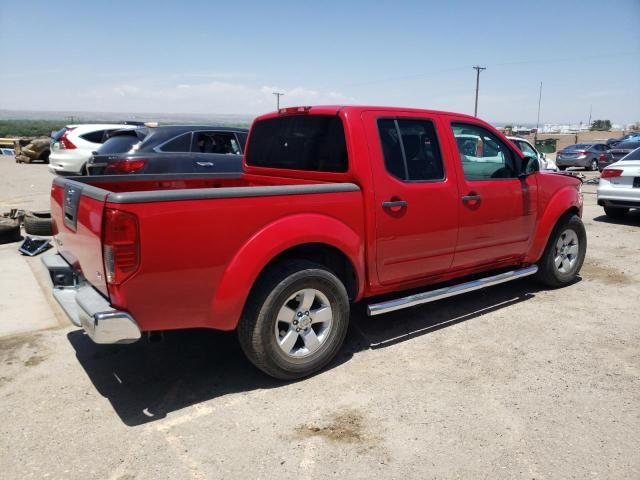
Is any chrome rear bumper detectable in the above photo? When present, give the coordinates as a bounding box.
[42,254,141,344]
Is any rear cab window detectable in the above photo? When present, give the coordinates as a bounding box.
[246,115,348,172]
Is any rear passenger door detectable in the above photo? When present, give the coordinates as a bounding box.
[190,131,243,173]
[363,111,459,285]
[447,119,538,270]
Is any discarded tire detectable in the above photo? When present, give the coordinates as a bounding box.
[0,218,21,244]
[24,211,53,236]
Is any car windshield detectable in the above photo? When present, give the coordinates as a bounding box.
[51,127,68,141]
[624,147,640,160]
[616,141,640,150]
[96,135,141,155]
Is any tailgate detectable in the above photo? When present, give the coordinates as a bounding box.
[51,177,109,297]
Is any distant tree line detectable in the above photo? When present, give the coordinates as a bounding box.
[590,119,612,131]
[0,120,67,138]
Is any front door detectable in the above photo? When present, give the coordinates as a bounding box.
[447,120,538,270]
[363,112,459,285]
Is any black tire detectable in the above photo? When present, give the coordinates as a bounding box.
[558,166,567,171]
[24,211,53,236]
[39,148,50,163]
[238,260,350,380]
[604,206,629,219]
[535,213,587,288]
[0,218,21,244]
[589,159,598,171]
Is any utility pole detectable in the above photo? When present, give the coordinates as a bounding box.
[273,92,284,110]
[472,65,486,116]
[587,104,592,129]
[535,81,542,143]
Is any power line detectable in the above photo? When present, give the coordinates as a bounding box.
[473,65,486,117]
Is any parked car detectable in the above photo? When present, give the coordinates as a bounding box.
[85,127,150,174]
[15,137,50,163]
[603,141,640,169]
[86,125,248,175]
[48,124,139,175]
[507,136,558,171]
[555,143,608,171]
[606,132,640,147]
[45,105,585,380]
[597,147,640,218]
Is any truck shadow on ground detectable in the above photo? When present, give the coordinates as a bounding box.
[592,210,640,226]
[67,277,552,427]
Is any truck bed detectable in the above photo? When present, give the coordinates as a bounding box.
[50,173,363,332]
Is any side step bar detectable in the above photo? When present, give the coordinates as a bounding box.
[367,265,538,316]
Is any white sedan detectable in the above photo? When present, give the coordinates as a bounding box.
[49,123,137,175]
[597,147,640,218]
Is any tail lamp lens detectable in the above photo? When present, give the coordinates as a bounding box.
[103,209,140,285]
[104,159,147,174]
[60,131,76,150]
[600,168,623,179]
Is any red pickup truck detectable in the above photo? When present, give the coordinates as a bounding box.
[44,106,586,379]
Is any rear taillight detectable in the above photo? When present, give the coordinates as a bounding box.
[103,209,140,285]
[104,159,147,174]
[599,153,607,161]
[59,130,76,150]
[600,168,623,179]
[576,150,589,156]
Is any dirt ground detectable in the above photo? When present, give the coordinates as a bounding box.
[0,156,639,479]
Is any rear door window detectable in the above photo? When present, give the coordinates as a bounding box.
[81,130,106,144]
[159,132,192,152]
[192,132,241,154]
[378,118,445,181]
[246,115,348,172]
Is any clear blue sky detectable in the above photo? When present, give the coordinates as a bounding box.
[1,0,638,124]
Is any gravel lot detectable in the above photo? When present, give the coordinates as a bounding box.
[1,156,639,479]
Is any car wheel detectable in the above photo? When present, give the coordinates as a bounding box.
[604,206,629,219]
[535,214,586,288]
[589,159,598,171]
[24,211,53,236]
[39,149,50,164]
[558,166,567,171]
[0,217,21,244]
[238,260,350,380]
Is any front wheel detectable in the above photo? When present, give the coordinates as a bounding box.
[238,260,350,380]
[535,214,587,288]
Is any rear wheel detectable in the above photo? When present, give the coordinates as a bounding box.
[238,260,350,380]
[558,166,567,171]
[604,206,629,219]
[535,214,586,288]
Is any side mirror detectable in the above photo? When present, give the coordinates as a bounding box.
[520,153,540,177]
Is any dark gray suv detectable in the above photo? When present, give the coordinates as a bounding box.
[86,125,248,175]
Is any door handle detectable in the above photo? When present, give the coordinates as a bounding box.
[382,200,408,209]
[462,194,481,203]
[196,161,215,167]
